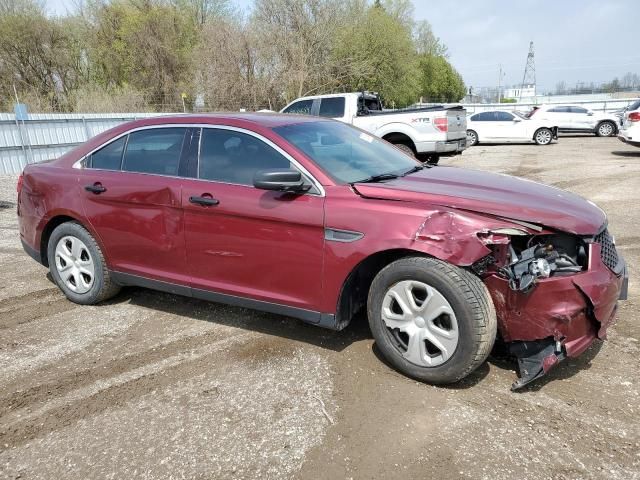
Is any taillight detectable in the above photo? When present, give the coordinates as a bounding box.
[629,112,640,122]
[434,117,448,132]
[17,174,23,194]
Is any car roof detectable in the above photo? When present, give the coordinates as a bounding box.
[124,112,326,129]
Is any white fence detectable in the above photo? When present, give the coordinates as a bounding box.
[460,98,639,115]
[0,112,167,175]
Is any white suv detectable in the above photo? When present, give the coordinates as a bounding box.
[618,99,640,148]
[527,104,619,137]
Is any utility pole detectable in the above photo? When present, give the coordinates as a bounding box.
[498,64,505,103]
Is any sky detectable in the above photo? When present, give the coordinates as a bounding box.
[46,0,640,93]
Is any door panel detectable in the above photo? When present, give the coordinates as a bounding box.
[79,170,188,284]
[182,181,325,310]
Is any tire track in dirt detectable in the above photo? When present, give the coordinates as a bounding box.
[0,324,249,418]
[0,331,258,449]
[0,287,75,330]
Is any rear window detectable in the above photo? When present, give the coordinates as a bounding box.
[89,136,126,170]
[318,97,345,118]
[122,128,187,176]
[283,100,313,115]
[628,100,640,111]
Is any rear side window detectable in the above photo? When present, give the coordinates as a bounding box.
[122,128,187,176]
[495,112,514,121]
[283,100,313,115]
[318,97,345,118]
[89,136,126,170]
[548,106,571,113]
[198,128,292,186]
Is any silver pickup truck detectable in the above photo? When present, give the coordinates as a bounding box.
[281,92,467,162]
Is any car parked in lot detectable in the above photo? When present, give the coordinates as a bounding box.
[618,99,640,148]
[466,110,558,146]
[527,104,619,137]
[281,92,467,162]
[17,114,628,390]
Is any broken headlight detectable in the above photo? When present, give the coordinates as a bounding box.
[501,234,588,292]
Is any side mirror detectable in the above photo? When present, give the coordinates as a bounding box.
[587,111,594,116]
[513,117,522,122]
[253,169,311,193]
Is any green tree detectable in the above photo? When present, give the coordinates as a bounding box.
[332,3,419,106]
[89,0,199,110]
[417,54,466,103]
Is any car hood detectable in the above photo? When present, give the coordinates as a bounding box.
[353,167,605,235]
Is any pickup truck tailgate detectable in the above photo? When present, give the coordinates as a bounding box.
[446,109,467,140]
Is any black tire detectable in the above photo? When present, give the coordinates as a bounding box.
[367,257,497,384]
[416,153,439,165]
[466,129,478,146]
[595,121,617,137]
[533,127,553,145]
[394,143,416,158]
[47,221,120,305]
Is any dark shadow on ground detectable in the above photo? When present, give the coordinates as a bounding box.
[612,150,640,157]
[0,200,15,209]
[109,286,372,353]
[371,340,491,390]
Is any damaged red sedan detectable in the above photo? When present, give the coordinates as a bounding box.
[17,114,628,390]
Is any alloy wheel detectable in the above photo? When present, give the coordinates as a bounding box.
[381,280,459,367]
[598,122,614,136]
[535,129,552,145]
[54,235,95,294]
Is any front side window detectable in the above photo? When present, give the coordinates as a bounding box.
[570,106,588,114]
[198,128,293,186]
[283,100,313,115]
[89,136,126,170]
[274,121,418,184]
[122,128,187,176]
[548,106,570,113]
[318,97,345,118]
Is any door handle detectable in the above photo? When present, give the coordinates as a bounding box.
[189,195,219,206]
[85,183,106,194]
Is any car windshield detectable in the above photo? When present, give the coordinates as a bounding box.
[273,121,419,184]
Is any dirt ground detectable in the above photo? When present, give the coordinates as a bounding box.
[0,136,638,480]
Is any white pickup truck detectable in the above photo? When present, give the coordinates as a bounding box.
[280,92,467,161]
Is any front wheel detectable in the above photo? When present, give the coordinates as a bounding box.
[534,128,553,145]
[596,121,616,137]
[367,257,497,384]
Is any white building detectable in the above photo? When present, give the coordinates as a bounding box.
[504,84,536,100]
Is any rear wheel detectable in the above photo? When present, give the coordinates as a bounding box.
[47,222,120,304]
[367,257,497,384]
[394,143,416,158]
[466,129,478,146]
[534,128,553,145]
[596,121,616,137]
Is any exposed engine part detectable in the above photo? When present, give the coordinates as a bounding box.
[500,235,586,292]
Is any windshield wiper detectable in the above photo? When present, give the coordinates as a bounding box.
[353,172,400,184]
[402,165,424,176]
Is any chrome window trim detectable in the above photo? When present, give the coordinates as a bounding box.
[72,123,325,197]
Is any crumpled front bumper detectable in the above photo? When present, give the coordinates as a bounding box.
[484,242,628,390]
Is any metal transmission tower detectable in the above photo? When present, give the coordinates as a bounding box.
[519,41,536,100]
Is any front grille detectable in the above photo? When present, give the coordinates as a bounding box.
[595,228,619,271]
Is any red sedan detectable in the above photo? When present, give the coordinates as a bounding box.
[17,114,628,390]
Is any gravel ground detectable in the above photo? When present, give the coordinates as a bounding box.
[0,136,639,480]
